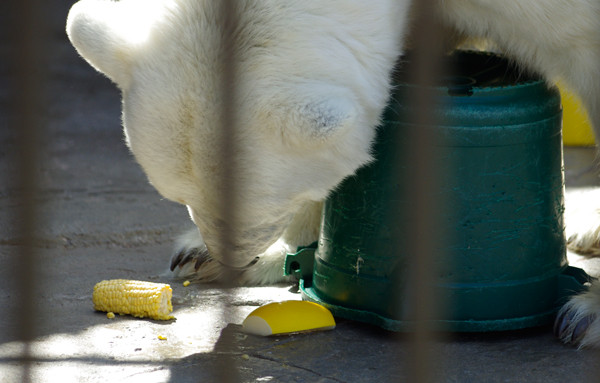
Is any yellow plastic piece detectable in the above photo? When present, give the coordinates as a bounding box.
[560,83,595,146]
[242,300,336,336]
[92,279,174,320]
[157,335,167,340]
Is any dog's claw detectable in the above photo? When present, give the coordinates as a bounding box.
[170,247,211,271]
[193,248,212,270]
[554,306,597,346]
[170,250,185,271]
[573,314,595,344]
[553,309,571,340]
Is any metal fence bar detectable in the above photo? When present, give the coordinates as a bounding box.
[7,0,48,382]
[216,0,241,382]
[402,1,447,382]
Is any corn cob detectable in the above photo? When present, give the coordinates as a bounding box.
[92,279,174,320]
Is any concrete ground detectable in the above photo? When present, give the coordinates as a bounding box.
[2,2,600,382]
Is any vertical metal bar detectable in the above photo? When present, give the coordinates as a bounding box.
[218,0,240,264]
[6,0,48,382]
[216,0,240,382]
[403,1,446,382]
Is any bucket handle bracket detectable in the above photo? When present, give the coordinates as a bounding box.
[284,242,317,281]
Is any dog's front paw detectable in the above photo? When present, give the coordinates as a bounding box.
[169,228,287,285]
[555,285,600,348]
[170,228,223,282]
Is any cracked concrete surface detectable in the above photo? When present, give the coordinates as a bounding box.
[2,1,600,382]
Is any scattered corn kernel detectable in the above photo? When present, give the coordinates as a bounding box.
[92,279,174,320]
[157,335,167,340]
[106,312,115,319]
[183,280,190,287]
[241,354,250,361]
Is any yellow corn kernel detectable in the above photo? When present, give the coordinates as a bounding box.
[92,279,174,320]
[182,280,190,287]
[157,335,167,340]
[106,312,115,319]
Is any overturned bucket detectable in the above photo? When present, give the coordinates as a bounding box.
[286,51,591,332]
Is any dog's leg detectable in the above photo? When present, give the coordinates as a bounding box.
[170,201,322,285]
[238,200,323,285]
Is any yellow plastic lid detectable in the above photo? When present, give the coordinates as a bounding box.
[242,300,335,336]
[560,83,595,146]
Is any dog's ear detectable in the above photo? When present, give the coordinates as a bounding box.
[278,83,361,146]
[66,0,162,88]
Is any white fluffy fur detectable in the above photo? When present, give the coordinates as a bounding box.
[438,0,600,132]
[67,0,600,346]
[566,189,600,256]
[67,0,408,273]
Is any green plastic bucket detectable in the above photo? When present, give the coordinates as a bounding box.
[285,51,591,332]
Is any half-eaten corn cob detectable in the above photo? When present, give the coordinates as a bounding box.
[92,279,174,320]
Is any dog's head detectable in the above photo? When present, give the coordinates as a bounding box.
[67,0,406,265]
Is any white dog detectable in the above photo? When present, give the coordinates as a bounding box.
[66,0,600,347]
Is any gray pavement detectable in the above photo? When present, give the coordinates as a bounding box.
[2,2,600,382]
